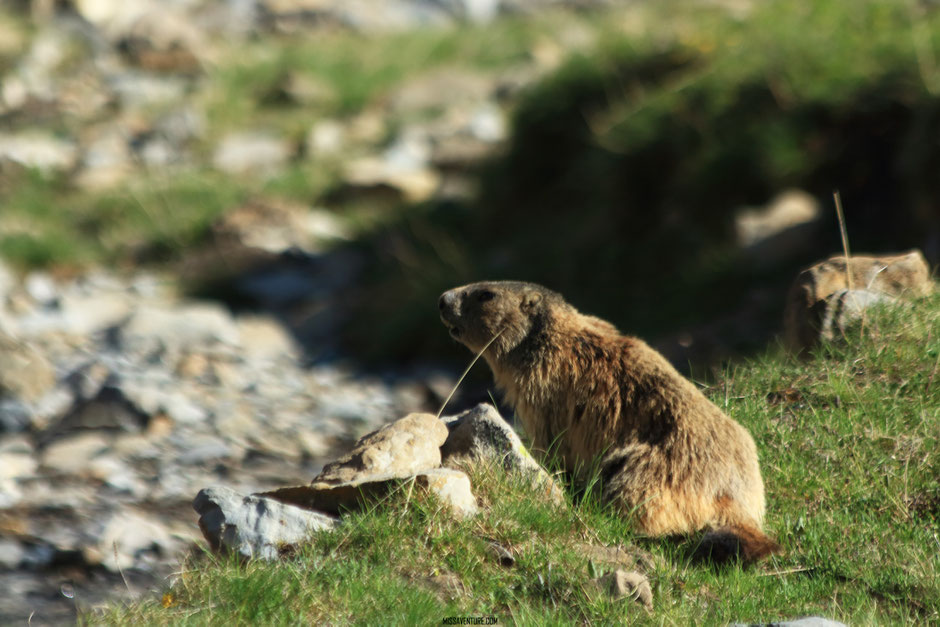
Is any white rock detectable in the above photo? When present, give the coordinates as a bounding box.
[417,467,478,518]
[0,437,38,481]
[296,430,332,459]
[96,511,176,572]
[235,316,297,362]
[74,0,146,26]
[40,433,112,474]
[0,538,25,569]
[383,129,432,171]
[0,333,56,403]
[87,456,147,496]
[193,486,339,560]
[108,72,188,109]
[307,119,346,156]
[176,435,234,464]
[0,479,23,508]
[0,133,78,174]
[32,386,75,428]
[57,292,131,336]
[213,405,258,447]
[76,127,134,189]
[469,104,506,142]
[212,132,292,177]
[737,189,821,241]
[24,272,58,307]
[343,157,439,203]
[120,302,240,350]
[163,391,209,425]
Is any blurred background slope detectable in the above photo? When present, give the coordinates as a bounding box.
[1,0,939,371]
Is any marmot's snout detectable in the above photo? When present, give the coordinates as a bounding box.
[439,289,462,338]
[439,289,458,313]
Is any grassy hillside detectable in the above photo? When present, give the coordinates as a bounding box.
[342,0,940,365]
[95,295,940,625]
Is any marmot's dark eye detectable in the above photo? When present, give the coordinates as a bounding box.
[477,290,496,303]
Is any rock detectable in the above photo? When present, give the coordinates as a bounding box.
[342,155,440,204]
[75,126,134,190]
[39,432,112,474]
[176,435,235,465]
[0,333,56,403]
[119,302,240,352]
[108,72,189,109]
[87,455,147,496]
[48,384,150,437]
[468,103,507,142]
[54,290,131,336]
[0,436,38,481]
[0,538,25,570]
[597,569,653,611]
[212,131,293,177]
[193,486,339,560]
[211,199,351,257]
[94,511,176,572]
[24,272,58,307]
[0,399,32,433]
[416,467,478,517]
[315,412,448,484]
[735,190,822,264]
[440,403,564,503]
[0,132,78,174]
[783,250,934,353]
[264,467,478,518]
[307,119,347,156]
[818,289,896,343]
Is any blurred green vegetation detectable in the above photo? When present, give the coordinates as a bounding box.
[342,0,940,366]
[2,0,939,369]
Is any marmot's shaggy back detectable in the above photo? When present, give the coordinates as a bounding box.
[440,281,780,562]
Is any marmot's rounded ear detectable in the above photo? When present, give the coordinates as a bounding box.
[521,289,542,311]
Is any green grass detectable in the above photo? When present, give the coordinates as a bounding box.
[0,169,248,270]
[94,295,940,625]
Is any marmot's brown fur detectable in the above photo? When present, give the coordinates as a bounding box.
[439,281,779,562]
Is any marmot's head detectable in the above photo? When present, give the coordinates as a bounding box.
[439,281,562,357]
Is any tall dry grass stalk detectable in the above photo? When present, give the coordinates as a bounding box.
[436,328,505,419]
[833,190,853,290]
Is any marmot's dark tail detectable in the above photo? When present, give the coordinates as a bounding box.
[694,525,782,565]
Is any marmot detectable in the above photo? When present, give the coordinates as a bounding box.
[439,281,779,562]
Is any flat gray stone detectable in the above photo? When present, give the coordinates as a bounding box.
[193,486,339,560]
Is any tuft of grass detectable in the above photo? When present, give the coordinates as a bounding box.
[94,293,940,624]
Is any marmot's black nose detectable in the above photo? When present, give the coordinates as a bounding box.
[439,290,457,311]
